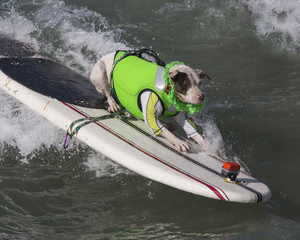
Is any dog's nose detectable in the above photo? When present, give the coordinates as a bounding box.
[199,94,205,101]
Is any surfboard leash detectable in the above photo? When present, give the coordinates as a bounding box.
[63,111,134,149]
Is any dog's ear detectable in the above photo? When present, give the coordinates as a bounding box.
[195,69,211,80]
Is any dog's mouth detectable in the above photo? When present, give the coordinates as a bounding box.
[182,93,205,105]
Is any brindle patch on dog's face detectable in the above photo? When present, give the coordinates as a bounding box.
[171,72,191,95]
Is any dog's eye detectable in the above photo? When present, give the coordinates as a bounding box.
[194,79,201,86]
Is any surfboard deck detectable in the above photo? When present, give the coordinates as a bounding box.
[0,35,271,203]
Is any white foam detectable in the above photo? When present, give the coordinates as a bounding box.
[0,91,65,162]
[0,9,39,50]
[156,1,197,14]
[192,114,225,155]
[33,0,128,75]
[83,151,133,178]
[242,0,300,52]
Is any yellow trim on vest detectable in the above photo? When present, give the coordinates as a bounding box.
[186,114,199,133]
[146,92,162,135]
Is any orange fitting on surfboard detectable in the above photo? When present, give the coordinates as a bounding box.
[221,162,241,181]
[223,162,240,171]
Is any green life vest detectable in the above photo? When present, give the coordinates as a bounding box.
[111,51,176,120]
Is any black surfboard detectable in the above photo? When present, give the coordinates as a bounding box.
[0,34,106,109]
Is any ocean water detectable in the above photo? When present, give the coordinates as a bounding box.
[0,0,299,239]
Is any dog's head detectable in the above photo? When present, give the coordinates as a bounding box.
[168,65,210,105]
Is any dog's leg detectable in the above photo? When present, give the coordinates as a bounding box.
[191,134,208,151]
[161,122,177,132]
[160,129,191,152]
[90,55,121,113]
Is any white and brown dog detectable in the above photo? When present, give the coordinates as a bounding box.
[90,50,210,152]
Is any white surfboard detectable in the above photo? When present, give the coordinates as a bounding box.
[0,35,271,203]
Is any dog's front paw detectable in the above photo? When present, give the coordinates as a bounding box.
[107,97,121,113]
[170,138,191,152]
[160,129,191,152]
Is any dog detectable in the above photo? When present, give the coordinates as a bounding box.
[90,50,210,152]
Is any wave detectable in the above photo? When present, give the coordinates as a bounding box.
[241,0,300,52]
[156,0,300,53]
[0,0,127,75]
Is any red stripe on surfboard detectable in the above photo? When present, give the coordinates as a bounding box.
[61,101,228,201]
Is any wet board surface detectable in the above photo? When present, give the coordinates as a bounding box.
[0,35,271,203]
